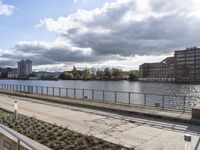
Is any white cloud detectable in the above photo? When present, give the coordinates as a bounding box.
[74,0,86,3]
[0,2,14,16]
[3,0,200,70]
[37,0,200,57]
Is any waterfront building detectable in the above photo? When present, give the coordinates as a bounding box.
[139,57,175,82]
[122,71,129,80]
[7,68,18,79]
[17,60,32,78]
[175,47,200,83]
[0,68,16,78]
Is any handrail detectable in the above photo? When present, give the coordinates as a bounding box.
[0,83,199,111]
[0,123,38,150]
[1,83,200,99]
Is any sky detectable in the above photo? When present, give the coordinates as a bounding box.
[0,0,200,71]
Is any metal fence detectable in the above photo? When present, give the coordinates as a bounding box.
[0,84,199,111]
[0,123,38,150]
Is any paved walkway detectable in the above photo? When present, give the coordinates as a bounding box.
[0,93,199,150]
[0,90,195,125]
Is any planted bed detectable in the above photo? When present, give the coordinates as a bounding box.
[0,109,134,150]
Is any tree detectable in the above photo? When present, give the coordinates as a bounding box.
[96,70,105,80]
[82,69,92,80]
[104,68,111,79]
[60,72,73,80]
[112,68,123,80]
[129,70,139,81]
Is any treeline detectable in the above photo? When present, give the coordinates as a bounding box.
[59,68,139,81]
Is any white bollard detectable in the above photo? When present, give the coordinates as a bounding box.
[184,134,191,150]
[14,101,18,120]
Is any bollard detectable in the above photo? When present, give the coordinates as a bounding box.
[14,101,18,120]
[184,134,191,150]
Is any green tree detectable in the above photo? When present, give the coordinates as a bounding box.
[82,69,92,80]
[96,70,105,80]
[60,72,73,80]
[104,68,111,79]
[129,70,139,80]
[112,68,123,80]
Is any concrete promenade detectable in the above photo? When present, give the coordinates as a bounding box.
[0,93,199,149]
[0,89,197,125]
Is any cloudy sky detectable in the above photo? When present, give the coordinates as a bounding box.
[0,0,200,71]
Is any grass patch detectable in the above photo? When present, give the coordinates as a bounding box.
[0,109,134,150]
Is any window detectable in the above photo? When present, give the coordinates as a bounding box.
[176,61,185,65]
[186,61,194,64]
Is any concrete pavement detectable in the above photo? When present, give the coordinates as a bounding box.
[0,89,197,125]
[0,93,199,150]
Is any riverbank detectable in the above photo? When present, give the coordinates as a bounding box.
[0,78,139,81]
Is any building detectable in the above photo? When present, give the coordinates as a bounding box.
[175,47,200,83]
[0,68,16,78]
[17,60,32,78]
[139,57,175,82]
[7,68,18,79]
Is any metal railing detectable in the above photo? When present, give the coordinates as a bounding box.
[0,123,38,150]
[0,84,199,111]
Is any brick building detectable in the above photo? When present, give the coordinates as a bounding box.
[175,47,200,83]
[139,57,175,82]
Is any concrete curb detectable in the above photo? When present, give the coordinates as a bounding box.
[0,90,199,125]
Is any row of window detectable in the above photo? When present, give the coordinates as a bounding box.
[176,51,200,56]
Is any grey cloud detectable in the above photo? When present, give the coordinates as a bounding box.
[13,41,126,66]
[3,0,200,68]
[68,9,200,57]
[0,60,16,67]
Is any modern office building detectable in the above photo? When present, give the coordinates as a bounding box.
[139,57,175,82]
[17,60,32,78]
[175,47,200,83]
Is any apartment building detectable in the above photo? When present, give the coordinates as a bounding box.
[18,60,32,78]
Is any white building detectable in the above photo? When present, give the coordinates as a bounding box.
[18,60,32,78]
